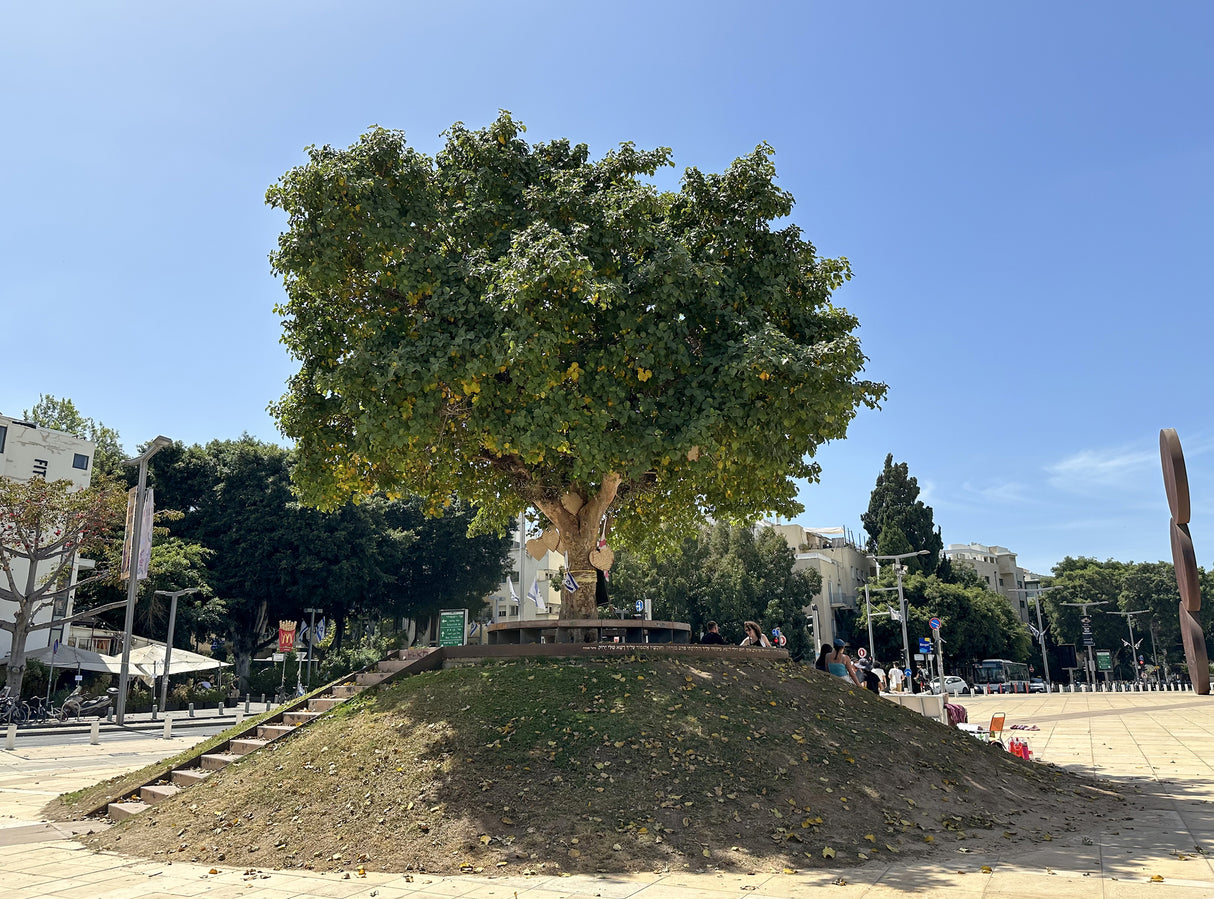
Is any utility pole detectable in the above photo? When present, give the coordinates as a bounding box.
[304,607,321,688]
[1060,600,1109,686]
[1010,586,1057,688]
[1106,610,1149,682]
[868,550,930,680]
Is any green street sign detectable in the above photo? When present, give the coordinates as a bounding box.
[1096,650,1112,671]
[439,609,468,647]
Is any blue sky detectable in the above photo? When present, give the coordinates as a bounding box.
[3,2,1211,576]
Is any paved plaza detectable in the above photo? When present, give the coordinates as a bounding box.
[4,691,1214,897]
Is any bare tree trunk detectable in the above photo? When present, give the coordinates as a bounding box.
[2,609,33,697]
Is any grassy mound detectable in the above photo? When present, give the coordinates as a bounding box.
[81,656,1126,875]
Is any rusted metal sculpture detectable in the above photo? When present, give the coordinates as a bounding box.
[1161,428,1210,694]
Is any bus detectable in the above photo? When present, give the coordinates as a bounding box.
[971,659,1031,693]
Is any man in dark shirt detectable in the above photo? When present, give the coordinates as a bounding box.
[701,621,727,644]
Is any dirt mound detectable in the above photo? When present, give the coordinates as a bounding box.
[81,656,1128,875]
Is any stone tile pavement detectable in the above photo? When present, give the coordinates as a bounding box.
[4,691,1214,896]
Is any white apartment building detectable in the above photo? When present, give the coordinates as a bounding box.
[943,542,1042,623]
[0,414,96,657]
[768,523,870,647]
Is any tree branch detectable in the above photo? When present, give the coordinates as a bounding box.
[26,599,131,633]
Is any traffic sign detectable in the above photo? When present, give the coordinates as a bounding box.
[929,617,942,631]
[1081,616,1092,625]
[634,600,644,612]
[918,638,933,653]
[856,647,867,659]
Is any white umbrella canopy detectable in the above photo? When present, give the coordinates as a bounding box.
[126,643,230,675]
[6,644,125,674]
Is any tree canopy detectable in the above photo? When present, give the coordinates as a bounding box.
[266,113,885,618]
[861,454,942,575]
[22,394,126,481]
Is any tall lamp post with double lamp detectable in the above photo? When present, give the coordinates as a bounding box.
[1106,609,1149,682]
[868,550,930,679]
[117,436,172,725]
[153,587,200,716]
[862,583,900,663]
[1010,586,1057,689]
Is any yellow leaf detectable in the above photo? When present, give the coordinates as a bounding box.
[864,834,875,842]
[480,835,491,845]
[981,865,993,874]
[1150,875,1165,882]
[822,847,836,858]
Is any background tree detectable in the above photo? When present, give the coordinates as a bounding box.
[22,395,127,481]
[0,478,127,695]
[266,114,884,624]
[861,454,943,575]
[609,524,820,658]
[856,570,1029,676]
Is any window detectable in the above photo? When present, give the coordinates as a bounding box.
[0,424,6,453]
[72,453,90,470]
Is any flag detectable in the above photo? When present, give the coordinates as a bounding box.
[888,604,902,623]
[1028,623,1041,640]
[563,571,579,593]
[528,577,546,612]
[315,618,327,643]
[507,576,519,604]
[278,620,297,653]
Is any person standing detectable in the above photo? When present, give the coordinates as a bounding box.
[700,621,727,645]
[888,665,904,693]
[871,662,887,692]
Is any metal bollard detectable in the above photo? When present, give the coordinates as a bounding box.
[245,695,251,715]
[188,702,195,718]
[218,700,225,716]
[236,710,244,726]
[151,704,159,721]
[4,724,14,750]
[260,693,266,706]
[163,718,173,740]
[90,721,100,745]
[106,708,114,722]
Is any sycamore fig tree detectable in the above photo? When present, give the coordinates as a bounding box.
[267,114,885,621]
[0,478,127,695]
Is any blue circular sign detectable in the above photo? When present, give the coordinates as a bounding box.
[929,617,942,630]
[634,600,644,612]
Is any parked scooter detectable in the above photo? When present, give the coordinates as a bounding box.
[58,686,119,721]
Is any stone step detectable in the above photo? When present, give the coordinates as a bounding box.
[256,724,295,740]
[376,659,412,672]
[308,697,342,712]
[284,710,321,727]
[355,671,392,686]
[331,684,365,699]
[230,738,269,756]
[200,753,239,771]
[171,768,210,787]
[140,784,181,805]
[107,800,149,820]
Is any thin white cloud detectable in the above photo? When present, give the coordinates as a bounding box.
[960,480,1030,504]
[1046,445,1158,493]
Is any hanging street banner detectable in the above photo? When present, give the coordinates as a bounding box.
[119,487,155,581]
[439,609,468,647]
[278,620,297,653]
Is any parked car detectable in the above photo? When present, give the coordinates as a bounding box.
[1029,677,1047,693]
[930,675,971,696]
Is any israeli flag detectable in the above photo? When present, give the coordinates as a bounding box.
[563,571,579,593]
[315,618,327,642]
[1028,623,1041,640]
[507,576,519,604]
[888,604,902,623]
[528,576,546,612]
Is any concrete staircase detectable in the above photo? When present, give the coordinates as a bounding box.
[104,648,439,822]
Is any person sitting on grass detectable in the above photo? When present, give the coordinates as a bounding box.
[700,621,727,645]
[826,638,862,687]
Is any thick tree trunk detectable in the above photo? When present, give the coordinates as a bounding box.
[532,473,622,639]
[3,612,32,698]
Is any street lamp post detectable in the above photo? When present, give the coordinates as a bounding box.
[1010,586,1057,688]
[868,550,930,680]
[117,436,172,725]
[1106,610,1149,682]
[304,607,322,689]
[153,587,200,715]
[863,583,899,663]
[1060,600,1108,687]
